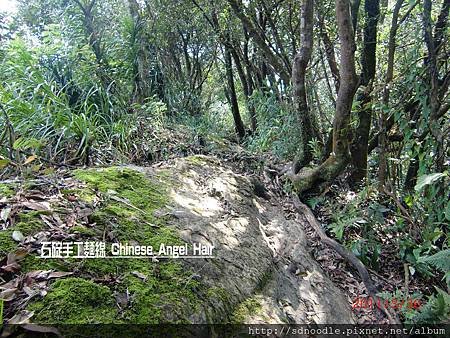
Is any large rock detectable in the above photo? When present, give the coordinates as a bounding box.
[3,155,354,324]
[137,155,355,323]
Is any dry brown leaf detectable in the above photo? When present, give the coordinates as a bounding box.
[131,271,147,281]
[12,230,24,242]
[21,201,51,211]
[0,287,18,301]
[77,207,93,218]
[1,207,12,222]
[0,278,20,290]
[22,286,40,297]
[47,271,73,279]
[40,214,56,228]
[23,155,37,165]
[8,248,29,263]
[52,214,64,227]
[8,310,34,324]
[1,262,20,273]
[66,194,77,202]
[65,213,77,227]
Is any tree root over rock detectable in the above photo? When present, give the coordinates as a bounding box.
[292,195,401,325]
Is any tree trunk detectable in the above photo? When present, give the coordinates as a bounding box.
[128,0,152,103]
[350,0,379,184]
[290,0,359,194]
[379,0,404,190]
[224,44,246,140]
[292,0,314,171]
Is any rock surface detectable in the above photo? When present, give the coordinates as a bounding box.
[2,155,355,324]
[136,155,355,323]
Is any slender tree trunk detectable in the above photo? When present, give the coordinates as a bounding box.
[230,47,257,131]
[423,0,448,172]
[350,0,379,184]
[292,0,314,171]
[379,0,403,190]
[225,0,291,84]
[224,44,246,140]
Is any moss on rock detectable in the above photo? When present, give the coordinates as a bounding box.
[230,297,263,323]
[26,167,203,324]
[29,278,118,324]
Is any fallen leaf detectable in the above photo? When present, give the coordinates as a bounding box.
[66,194,77,202]
[0,278,20,290]
[9,248,29,262]
[12,230,25,242]
[22,286,40,297]
[8,310,34,324]
[23,155,37,165]
[131,271,147,281]
[2,262,20,273]
[21,201,51,211]
[48,271,73,279]
[0,288,18,301]
[65,213,77,227]
[1,207,12,222]
[115,291,129,308]
[77,207,93,218]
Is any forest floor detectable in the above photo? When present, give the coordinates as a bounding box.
[0,126,436,328]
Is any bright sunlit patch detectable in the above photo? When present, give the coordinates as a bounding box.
[0,0,17,14]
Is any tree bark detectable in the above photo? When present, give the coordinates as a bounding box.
[290,0,359,194]
[292,0,315,170]
[128,0,152,103]
[378,0,403,189]
[350,0,379,184]
[224,44,246,140]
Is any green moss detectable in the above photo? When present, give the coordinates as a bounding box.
[29,278,118,324]
[23,167,205,323]
[15,211,46,233]
[207,287,230,303]
[0,230,16,256]
[70,167,200,323]
[69,225,97,237]
[0,211,45,256]
[21,255,68,272]
[185,155,208,165]
[73,167,180,248]
[121,261,200,323]
[0,183,15,198]
[230,297,263,323]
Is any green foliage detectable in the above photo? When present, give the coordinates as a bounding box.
[246,90,301,159]
[415,172,448,192]
[409,287,450,324]
[419,249,450,287]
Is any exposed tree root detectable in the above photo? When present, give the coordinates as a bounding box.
[292,195,401,325]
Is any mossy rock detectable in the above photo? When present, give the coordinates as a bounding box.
[25,166,203,324]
